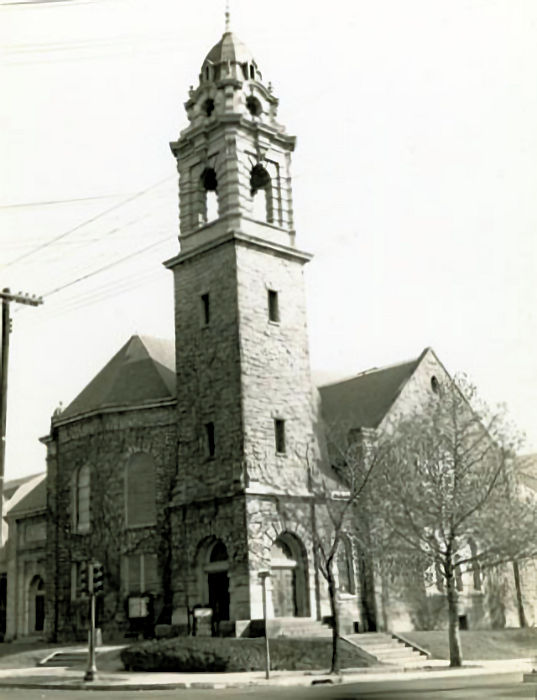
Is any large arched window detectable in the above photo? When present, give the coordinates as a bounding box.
[125,452,157,528]
[337,535,356,594]
[250,164,273,223]
[71,464,90,533]
[29,575,45,633]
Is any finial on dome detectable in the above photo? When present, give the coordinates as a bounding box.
[225,0,231,32]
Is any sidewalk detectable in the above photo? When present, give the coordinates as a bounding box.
[0,658,532,691]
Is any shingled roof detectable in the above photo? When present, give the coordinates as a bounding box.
[318,350,426,429]
[5,473,46,518]
[57,335,176,422]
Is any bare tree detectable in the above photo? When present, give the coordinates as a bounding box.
[368,377,537,667]
[308,428,380,674]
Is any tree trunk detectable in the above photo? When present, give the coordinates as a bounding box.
[445,558,463,667]
[512,560,527,628]
[327,562,340,674]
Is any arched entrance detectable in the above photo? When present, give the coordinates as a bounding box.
[204,540,230,623]
[270,533,308,618]
[28,576,45,633]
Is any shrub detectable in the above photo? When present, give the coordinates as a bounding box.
[120,636,369,672]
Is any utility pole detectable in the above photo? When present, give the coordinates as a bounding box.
[0,287,43,539]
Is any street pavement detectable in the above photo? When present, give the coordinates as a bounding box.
[0,657,534,695]
[0,673,534,699]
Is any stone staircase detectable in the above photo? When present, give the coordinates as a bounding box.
[266,617,333,638]
[38,649,88,668]
[344,632,429,667]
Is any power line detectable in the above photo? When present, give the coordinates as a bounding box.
[41,234,172,298]
[0,193,128,210]
[39,269,165,320]
[1,175,174,271]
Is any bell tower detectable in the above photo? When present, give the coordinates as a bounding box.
[171,23,296,251]
[166,21,318,624]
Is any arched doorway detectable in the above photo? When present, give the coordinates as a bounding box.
[28,576,45,634]
[205,540,230,623]
[270,533,308,618]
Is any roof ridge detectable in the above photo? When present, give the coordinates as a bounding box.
[318,351,426,389]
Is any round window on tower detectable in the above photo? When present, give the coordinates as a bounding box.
[246,96,262,117]
[203,98,215,117]
[431,375,441,395]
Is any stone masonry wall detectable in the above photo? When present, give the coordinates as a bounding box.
[236,241,317,493]
[171,240,245,505]
[169,494,250,627]
[245,494,318,620]
[45,404,177,642]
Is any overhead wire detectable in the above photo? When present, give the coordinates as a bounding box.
[1,175,174,270]
[36,268,167,320]
[41,233,172,298]
[0,193,129,209]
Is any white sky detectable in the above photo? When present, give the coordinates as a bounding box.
[1,0,536,480]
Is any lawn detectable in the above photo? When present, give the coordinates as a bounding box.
[121,636,373,672]
[404,628,537,660]
[0,642,62,668]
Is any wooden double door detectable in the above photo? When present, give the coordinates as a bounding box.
[271,566,298,618]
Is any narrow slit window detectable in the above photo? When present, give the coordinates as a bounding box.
[201,293,210,325]
[274,419,286,454]
[268,290,279,323]
[205,422,216,457]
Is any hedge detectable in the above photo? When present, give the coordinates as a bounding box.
[120,636,369,672]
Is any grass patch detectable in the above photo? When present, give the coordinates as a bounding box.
[121,636,372,672]
[404,628,537,660]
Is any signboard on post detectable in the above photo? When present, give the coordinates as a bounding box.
[128,596,149,619]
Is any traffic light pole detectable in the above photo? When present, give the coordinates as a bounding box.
[84,593,97,681]
[84,562,97,682]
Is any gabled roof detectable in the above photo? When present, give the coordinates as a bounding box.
[56,335,176,423]
[2,473,42,502]
[318,350,427,429]
[5,473,46,518]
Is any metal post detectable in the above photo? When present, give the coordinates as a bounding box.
[259,571,270,680]
[84,563,97,682]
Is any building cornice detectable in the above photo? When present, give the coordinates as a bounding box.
[164,229,312,269]
[44,397,177,434]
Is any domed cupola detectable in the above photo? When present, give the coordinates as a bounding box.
[202,32,262,84]
[183,19,280,129]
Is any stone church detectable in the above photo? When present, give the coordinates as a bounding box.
[2,25,535,643]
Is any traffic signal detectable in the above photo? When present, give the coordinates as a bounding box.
[80,562,88,596]
[93,561,104,594]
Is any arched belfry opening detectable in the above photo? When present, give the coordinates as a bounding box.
[199,167,219,225]
[270,533,309,618]
[250,164,273,224]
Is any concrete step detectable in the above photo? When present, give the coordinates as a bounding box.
[266,618,333,639]
[344,633,428,667]
[39,651,88,668]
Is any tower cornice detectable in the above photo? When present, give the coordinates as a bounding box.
[171,117,295,158]
[163,229,312,270]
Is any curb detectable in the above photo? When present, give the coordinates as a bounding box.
[0,679,339,691]
[0,659,530,692]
